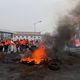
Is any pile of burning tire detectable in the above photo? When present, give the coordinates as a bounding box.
[47,58,61,70]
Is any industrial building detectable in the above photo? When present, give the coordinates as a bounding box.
[0,29,13,40]
[13,32,42,40]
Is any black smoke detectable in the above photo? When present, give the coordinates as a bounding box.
[43,2,80,60]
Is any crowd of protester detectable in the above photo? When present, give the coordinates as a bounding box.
[0,38,40,54]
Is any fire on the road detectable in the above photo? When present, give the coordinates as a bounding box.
[21,44,47,64]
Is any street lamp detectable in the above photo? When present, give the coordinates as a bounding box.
[33,21,42,40]
[34,20,42,32]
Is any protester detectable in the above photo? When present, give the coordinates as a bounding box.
[0,38,41,54]
[0,40,4,52]
[4,40,9,53]
[15,39,20,53]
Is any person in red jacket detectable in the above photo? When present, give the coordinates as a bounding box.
[22,39,27,51]
[25,39,29,50]
[0,40,4,52]
[9,40,14,53]
[4,39,9,53]
[16,39,20,53]
[19,39,23,52]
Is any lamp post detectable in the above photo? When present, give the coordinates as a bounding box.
[34,21,42,32]
[33,21,42,40]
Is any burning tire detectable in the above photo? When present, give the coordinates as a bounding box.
[48,59,60,70]
[0,52,5,62]
[21,61,35,65]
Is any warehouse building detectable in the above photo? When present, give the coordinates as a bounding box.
[0,29,13,40]
[13,32,42,40]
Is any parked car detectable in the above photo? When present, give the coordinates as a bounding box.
[64,38,80,56]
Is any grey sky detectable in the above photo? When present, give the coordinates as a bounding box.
[0,0,79,34]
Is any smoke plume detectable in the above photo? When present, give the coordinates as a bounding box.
[43,1,80,60]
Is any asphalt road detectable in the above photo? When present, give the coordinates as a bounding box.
[0,53,80,80]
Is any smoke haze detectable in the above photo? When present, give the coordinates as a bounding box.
[0,0,79,33]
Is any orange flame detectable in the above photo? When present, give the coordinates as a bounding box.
[21,44,47,64]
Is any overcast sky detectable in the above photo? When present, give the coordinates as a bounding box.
[0,0,79,34]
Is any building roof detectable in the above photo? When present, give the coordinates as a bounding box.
[0,29,14,33]
[14,32,41,36]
